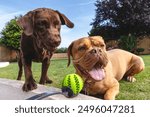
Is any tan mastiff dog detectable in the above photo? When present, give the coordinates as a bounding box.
[67,36,145,100]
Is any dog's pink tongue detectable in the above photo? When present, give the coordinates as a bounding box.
[89,68,105,81]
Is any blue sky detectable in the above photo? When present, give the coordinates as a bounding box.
[0,0,96,47]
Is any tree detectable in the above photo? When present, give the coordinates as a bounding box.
[89,0,150,40]
[0,17,21,50]
[55,47,67,53]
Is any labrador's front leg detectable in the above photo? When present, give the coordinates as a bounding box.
[22,58,37,91]
[39,58,53,84]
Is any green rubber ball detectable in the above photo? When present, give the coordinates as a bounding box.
[62,74,84,95]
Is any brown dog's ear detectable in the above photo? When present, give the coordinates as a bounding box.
[17,12,34,36]
[55,10,74,28]
[67,42,74,67]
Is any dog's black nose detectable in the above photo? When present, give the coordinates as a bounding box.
[54,40,61,46]
[53,36,61,47]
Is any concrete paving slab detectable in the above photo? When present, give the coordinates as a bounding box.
[0,78,99,100]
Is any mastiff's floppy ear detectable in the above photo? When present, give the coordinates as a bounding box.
[55,10,74,28]
[17,12,34,36]
[67,42,74,67]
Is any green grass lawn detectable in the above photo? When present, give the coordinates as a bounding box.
[0,55,150,100]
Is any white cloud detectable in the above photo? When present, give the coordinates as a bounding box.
[59,14,94,47]
[0,11,24,31]
[0,6,25,32]
[0,3,95,47]
[78,1,94,6]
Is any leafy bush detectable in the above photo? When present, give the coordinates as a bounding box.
[0,17,21,50]
[136,48,144,54]
[118,34,137,53]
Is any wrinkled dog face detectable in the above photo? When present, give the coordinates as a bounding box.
[68,36,108,81]
[34,9,62,48]
[18,8,74,51]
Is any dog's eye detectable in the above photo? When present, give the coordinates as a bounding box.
[100,44,105,47]
[78,46,86,51]
[53,21,59,26]
[37,20,46,25]
[53,21,60,29]
[37,20,49,29]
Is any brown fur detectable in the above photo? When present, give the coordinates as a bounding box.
[67,36,145,100]
[17,8,74,91]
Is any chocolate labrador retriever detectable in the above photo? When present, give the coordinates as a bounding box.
[17,8,74,91]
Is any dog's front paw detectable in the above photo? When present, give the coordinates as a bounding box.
[22,79,37,92]
[45,78,53,84]
[127,76,136,82]
[39,77,53,84]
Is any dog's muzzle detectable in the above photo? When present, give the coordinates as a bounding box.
[73,48,106,82]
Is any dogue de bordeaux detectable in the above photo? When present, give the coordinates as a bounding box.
[67,36,144,99]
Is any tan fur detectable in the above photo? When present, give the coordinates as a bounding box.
[67,36,145,100]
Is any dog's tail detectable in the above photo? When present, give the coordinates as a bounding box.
[67,42,74,67]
